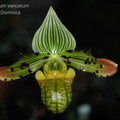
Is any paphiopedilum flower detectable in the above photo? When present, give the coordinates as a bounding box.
[0,7,118,113]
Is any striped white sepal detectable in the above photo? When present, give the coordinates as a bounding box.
[32,7,76,54]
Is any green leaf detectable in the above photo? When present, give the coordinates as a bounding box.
[32,6,76,53]
[59,50,118,77]
[0,53,49,81]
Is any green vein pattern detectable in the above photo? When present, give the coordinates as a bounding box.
[32,7,76,53]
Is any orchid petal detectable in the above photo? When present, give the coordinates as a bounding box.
[0,53,49,81]
[59,50,118,77]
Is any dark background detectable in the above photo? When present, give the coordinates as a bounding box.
[0,0,120,120]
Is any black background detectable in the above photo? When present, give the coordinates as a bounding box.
[0,0,120,120]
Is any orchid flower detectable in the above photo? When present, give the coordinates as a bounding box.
[0,7,118,114]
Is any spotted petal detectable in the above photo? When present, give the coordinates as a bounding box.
[0,53,49,81]
[59,50,118,77]
[32,7,76,53]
